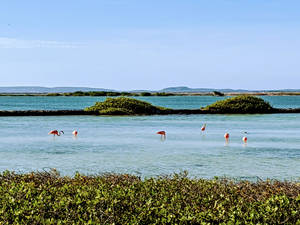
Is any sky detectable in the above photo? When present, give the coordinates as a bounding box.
[0,0,299,90]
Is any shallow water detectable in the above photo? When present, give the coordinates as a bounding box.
[0,111,299,180]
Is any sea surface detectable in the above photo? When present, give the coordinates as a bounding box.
[1,95,300,110]
[0,96,299,180]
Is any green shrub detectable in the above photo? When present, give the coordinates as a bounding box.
[121,92,135,96]
[106,92,121,96]
[85,97,169,115]
[0,171,299,224]
[72,91,87,96]
[99,107,133,115]
[140,92,152,96]
[46,93,62,96]
[88,91,107,96]
[203,95,273,113]
[154,92,174,96]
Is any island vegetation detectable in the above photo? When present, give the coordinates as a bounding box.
[203,95,274,113]
[47,91,174,97]
[84,97,171,115]
[0,170,299,224]
[85,96,276,115]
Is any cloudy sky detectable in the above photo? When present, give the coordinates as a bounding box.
[0,0,299,90]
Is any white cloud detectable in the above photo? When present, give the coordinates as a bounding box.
[0,37,83,49]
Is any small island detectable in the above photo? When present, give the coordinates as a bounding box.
[202,95,273,113]
[84,97,171,115]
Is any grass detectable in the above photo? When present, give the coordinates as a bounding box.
[0,170,299,224]
[203,95,273,113]
[84,97,171,115]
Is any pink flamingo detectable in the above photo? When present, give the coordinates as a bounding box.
[157,131,166,140]
[48,130,64,136]
[224,133,229,140]
[224,132,230,145]
[72,130,78,136]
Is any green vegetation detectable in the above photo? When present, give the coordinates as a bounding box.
[61,91,138,97]
[95,108,134,115]
[203,95,273,113]
[0,170,299,224]
[154,92,174,96]
[140,92,152,96]
[46,91,175,97]
[84,97,170,115]
[46,93,61,96]
[84,96,275,116]
[140,92,174,96]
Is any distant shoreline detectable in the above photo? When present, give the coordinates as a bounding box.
[1,95,300,116]
[1,91,300,96]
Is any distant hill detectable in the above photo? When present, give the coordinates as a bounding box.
[0,86,299,94]
[160,86,253,93]
[0,86,115,93]
[159,86,300,93]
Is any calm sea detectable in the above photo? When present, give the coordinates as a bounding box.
[0,96,299,180]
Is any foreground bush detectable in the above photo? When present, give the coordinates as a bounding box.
[203,95,273,113]
[84,97,170,115]
[0,170,299,224]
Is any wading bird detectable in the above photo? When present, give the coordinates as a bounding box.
[157,131,166,140]
[48,130,64,136]
[224,133,229,140]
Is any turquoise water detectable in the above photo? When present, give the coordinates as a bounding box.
[0,96,299,180]
[1,95,300,110]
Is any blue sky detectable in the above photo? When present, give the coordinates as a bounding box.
[0,0,299,90]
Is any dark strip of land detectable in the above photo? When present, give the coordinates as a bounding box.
[0,110,90,116]
[1,108,300,116]
[1,91,300,96]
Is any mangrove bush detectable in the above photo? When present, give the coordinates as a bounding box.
[84,97,170,115]
[0,171,299,224]
[203,95,273,113]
